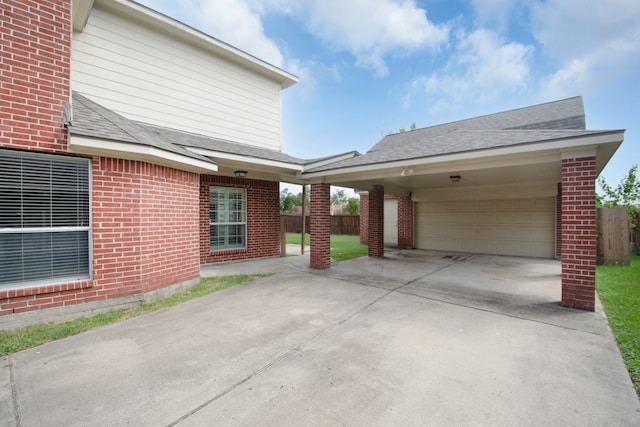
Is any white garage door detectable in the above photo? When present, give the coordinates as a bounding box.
[416,197,555,258]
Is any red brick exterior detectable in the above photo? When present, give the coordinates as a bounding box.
[0,1,201,318]
[200,175,281,264]
[361,193,413,248]
[310,183,331,269]
[0,0,71,154]
[556,182,562,259]
[359,193,369,244]
[1,159,201,315]
[368,185,384,257]
[560,156,597,311]
[397,195,414,248]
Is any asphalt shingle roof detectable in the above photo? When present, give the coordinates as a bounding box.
[69,92,358,169]
[70,92,213,163]
[304,96,615,173]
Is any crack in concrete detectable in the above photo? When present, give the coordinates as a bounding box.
[8,355,22,427]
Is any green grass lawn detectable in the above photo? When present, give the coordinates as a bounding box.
[596,254,640,397]
[0,275,263,356]
[286,233,368,261]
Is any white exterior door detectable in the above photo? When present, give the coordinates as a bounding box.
[384,199,398,246]
[415,197,555,258]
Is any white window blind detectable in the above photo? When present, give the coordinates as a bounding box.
[0,149,91,288]
[210,186,246,251]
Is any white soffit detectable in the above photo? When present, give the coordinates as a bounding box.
[69,136,219,173]
[72,0,95,31]
[186,147,304,172]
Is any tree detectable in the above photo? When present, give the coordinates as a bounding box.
[597,164,640,253]
[345,197,360,215]
[330,189,348,206]
[279,188,298,213]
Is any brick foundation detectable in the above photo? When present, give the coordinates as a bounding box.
[560,156,597,311]
[368,185,384,257]
[200,175,280,264]
[310,183,331,269]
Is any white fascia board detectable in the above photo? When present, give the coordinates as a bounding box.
[69,136,219,173]
[72,0,95,31]
[95,0,298,89]
[186,147,304,172]
[303,152,360,170]
[302,131,624,179]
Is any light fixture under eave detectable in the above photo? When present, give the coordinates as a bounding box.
[449,175,461,183]
[401,167,414,177]
[234,170,248,178]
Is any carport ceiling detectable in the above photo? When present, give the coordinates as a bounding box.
[376,161,560,191]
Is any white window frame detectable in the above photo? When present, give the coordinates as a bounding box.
[210,186,247,251]
[0,149,92,289]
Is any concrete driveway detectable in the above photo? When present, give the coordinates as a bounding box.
[2,250,639,426]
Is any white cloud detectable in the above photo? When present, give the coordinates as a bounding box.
[469,0,515,31]
[531,0,640,98]
[194,0,284,67]
[140,0,449,80]
[404,29,532,109]
[299,0,449,76]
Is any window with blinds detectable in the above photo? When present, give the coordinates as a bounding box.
[210,186,246,251]
[0,149,91,288]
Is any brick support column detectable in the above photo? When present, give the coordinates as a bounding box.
[368,185,384,258]
[561,156,597,311]
[397,195,413,248]
[310,183,331,269]
[359,193,369,244]
[556,182,562,260]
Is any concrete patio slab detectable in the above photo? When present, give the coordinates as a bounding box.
[2,250,639,426]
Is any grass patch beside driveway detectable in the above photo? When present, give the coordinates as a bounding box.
[0,275,263,356]
[286,233,368,261]
[596,254,640,397]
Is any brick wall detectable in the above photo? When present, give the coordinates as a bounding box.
[310,183,331,269]
[360,193,369,244]
[560,156,597,311]
[368,185,384,257]
[0,0,71,154]
[397,195,414,248]
[556,182,562,259]
[1,159,201,315]
[361,193,413,248]
[200,175,281,264]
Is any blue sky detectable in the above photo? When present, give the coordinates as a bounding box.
[138,0,639,193]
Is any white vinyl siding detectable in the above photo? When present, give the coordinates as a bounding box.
[0,150,91,288]
[210,187,247,251]
[71,5,282,150]
[416,197,555,258]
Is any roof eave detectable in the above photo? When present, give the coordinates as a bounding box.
[185,147,304,172]
[68,134,219,174]
[301,131,625,180]
[78,0,298,89]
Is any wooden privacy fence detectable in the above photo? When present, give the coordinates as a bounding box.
[281,214,360,235]
[597,207,630,266]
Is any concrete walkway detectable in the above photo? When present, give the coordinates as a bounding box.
[2,250,639,426]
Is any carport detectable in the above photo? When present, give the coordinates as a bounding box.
[301,97,624,311]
